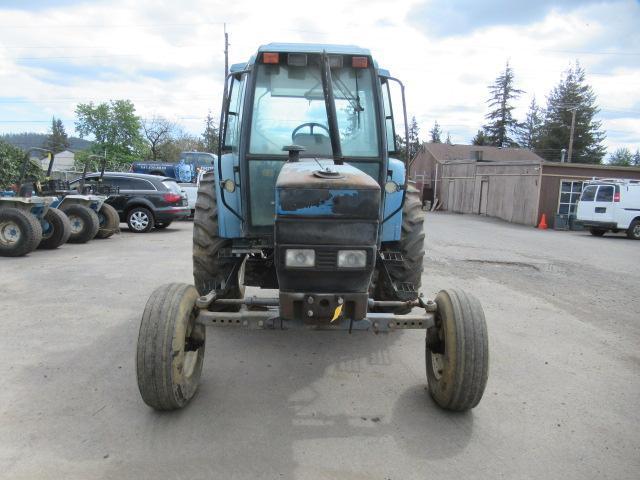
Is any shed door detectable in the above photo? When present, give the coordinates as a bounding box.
[447,181,455,212]
[479,180,489,215]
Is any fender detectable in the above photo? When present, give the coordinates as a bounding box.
[214,153,243,238]
[381,157,405,242]
[125,196,156,213]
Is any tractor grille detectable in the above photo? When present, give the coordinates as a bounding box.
[316,250,337,268]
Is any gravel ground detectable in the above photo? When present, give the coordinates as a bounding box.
[0,213,638,480]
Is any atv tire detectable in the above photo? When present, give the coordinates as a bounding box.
[39,208,71,249]
[0,208,42,257]
[64,204,99,243]
[95,203,120,239]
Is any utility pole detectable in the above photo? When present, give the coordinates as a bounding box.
[567,107,577,163]
[224,23,229,78]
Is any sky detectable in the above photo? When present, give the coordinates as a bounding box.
[0,0,639,160]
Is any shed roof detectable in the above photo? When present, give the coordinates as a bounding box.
[423,143,545,163]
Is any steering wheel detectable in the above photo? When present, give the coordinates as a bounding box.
[291,122,330,140]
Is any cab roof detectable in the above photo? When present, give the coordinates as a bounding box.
[231,43,389,74]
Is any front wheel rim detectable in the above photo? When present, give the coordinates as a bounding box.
[0,221,21,245]
[68,215,84,235]
[634,225,640,237]
[130,211,149,230]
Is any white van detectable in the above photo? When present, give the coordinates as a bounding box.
[576,179,640,239]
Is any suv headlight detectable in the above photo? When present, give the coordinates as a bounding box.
[285,249,315,267]
[337,250,367,268]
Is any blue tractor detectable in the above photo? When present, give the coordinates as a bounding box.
[136,44,489,412]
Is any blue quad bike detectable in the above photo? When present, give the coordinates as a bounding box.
[135,44,489,412]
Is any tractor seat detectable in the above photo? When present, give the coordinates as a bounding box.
[292,133,332,157]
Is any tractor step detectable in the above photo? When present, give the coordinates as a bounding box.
[379,251,404,263]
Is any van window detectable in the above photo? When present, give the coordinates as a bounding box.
[580,186,597,202]
[596,186,613,202]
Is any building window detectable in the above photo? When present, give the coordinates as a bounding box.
[558,180,584,215]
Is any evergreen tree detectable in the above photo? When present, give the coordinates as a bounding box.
[608,147,633,166]
[472,130,488,146]
[519,97,544,151]
[538,62,606,164]
[482,62,524,147]
[407,116,421,159]
[429,120,442,143]
[45,117,70,154]
[633,149,640,166]
[445,132,453,145]
[202,111,219,153]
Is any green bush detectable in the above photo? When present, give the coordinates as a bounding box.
[0,140,43,190]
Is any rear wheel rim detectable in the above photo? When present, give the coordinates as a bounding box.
[130,211,149,230]
[68,215,84,234]
[0,221,20,245]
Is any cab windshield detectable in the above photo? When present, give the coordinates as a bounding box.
[249,63,379,158]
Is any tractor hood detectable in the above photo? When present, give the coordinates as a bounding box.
[275,162,380,220]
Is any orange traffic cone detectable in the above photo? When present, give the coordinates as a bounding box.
[538,213,548,230]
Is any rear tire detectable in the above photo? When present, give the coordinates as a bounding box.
[136,283,205,410]
[627,219,640,240]
[0,208,42,257]
[589,228,606,237]
[64,204,99,243]
[95,203,120,239]
[426,289,489,411]
[38,208,71,249]
[127,206,154,233]
[373,182,425,313]
[193,172,244,302]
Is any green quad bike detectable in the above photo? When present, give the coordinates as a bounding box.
[35,152,120,243]
[135,44,489,413]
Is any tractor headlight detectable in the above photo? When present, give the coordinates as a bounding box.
[285,249,315,268]
[337,250,367,268]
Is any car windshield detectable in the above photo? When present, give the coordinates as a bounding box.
[249,63,379,158]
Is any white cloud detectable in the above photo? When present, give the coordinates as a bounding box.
[0,0,638,156]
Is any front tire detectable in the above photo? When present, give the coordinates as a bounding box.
[61,204,99,244]
[127,206,154,233]
[136,283,205,410]
[426,289,489,411]
[0,208,42,257]
[38,208,71,249]
[95,203,120,239]
[193,172,244,301]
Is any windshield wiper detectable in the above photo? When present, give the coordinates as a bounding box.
[320,51,343,164]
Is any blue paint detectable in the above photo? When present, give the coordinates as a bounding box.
[215,153,243,238]
[381,157,405,242]
[276,189,361,216]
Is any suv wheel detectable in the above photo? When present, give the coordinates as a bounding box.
[127,207,154,233]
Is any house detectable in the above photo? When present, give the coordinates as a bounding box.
[410,143,640,228]
[38,150,76,172]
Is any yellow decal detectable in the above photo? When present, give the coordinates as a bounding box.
[330,304,343,323]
